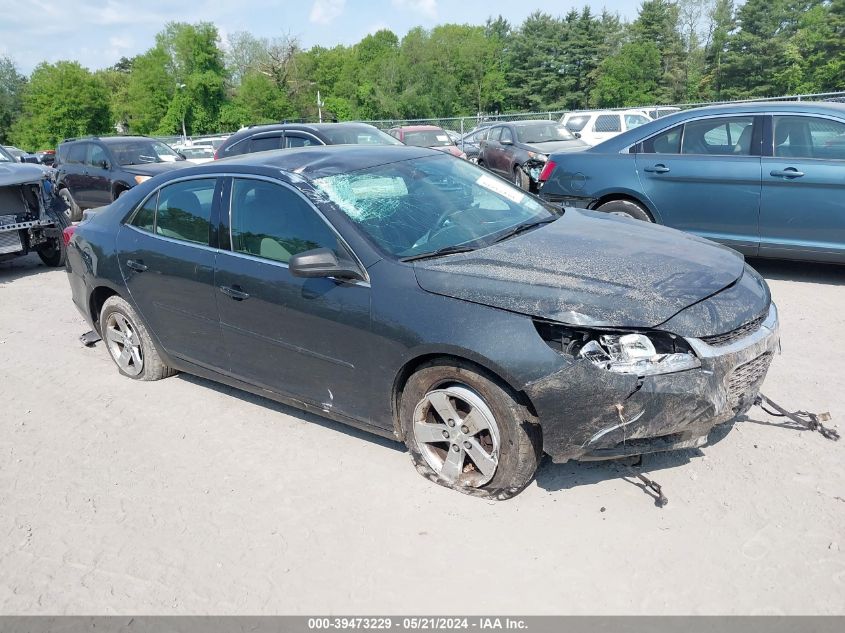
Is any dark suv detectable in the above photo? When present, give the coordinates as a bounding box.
[56,136,191,221]
[214,122,401,159]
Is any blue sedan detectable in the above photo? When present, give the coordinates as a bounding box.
[538,101,845,263]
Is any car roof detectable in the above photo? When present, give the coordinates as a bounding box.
[183,144,442,180]
[395,125,444,132]
[589,100,845,153]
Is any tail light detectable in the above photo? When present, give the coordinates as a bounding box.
[213,147,220,160]
[62,225,76,246]
[538,160,557,183]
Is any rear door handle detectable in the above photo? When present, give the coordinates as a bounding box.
[770,168,804,179]
[220,285,250,301]
[643,164,671,174]
[126,259,147,272]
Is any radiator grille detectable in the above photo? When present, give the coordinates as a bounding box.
[727,352,773,410]
[0,230,23,255]
[702,311,768,346]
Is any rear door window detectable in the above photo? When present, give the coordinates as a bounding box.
[66,143,87,164]
[249,134,282,153]
[594,115,621,133]
[154,179,216,245]
[564,115,590,132]
[682,116,755,155]
[285,134,317,148]
[641,125,682,154]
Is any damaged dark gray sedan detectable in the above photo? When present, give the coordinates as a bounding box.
[65,146,779,499]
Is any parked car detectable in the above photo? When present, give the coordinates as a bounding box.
[455,127,492,163]
[477,120,588,191]
[0,145,70,267]
[190,135,229,151]
[539,101,845,263]
[64,145,778,498]
[55,135,191,222]
[215,122,400,160]
[561,109,652,146]
[36,150,56,166]
[3,145,39,164]
[387,125,466,159]
[180,146,215,164]
[640,106,682,119]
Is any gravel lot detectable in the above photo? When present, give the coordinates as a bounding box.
[0,253,843,614]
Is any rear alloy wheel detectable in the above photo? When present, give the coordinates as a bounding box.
[100,295,176,381]
[400,360,542,499]
[513,165,530,191]
[59,188,81,222]
[595,199,652,222]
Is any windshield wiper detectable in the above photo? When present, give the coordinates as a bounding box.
[400,244,479,262]
[489,216,557,245]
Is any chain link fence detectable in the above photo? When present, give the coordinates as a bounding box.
[158,90,845,146]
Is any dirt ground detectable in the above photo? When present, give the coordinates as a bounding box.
[0,253,843,615]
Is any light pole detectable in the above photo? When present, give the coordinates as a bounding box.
[176,83,187,142]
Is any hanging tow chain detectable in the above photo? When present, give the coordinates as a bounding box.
[621,464,668,507]
[755,393,839,441]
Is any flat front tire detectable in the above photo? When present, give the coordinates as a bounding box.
[400,360,542,499]
[100,295,176,381]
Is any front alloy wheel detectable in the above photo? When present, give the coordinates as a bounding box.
[413,385,501,487]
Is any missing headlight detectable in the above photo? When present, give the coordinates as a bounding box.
[534,321,701,376]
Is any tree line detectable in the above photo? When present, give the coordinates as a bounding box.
[1,0,843,150]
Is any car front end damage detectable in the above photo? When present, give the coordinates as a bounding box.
[526,303,780,463]
[0,166,69,265]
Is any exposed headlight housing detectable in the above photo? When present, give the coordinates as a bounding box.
[535,322,700,376]
[526,151,548,161]
[134,175,151,185]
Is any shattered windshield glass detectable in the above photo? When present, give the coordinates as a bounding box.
[403,130,454,147]
[312,155,558,259]
[516,123,576,144]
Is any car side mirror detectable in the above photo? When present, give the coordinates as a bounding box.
[573,132,582,139]
[289,248,365,281]
[501,139,513,145]
[99,159,110,170]
[177,152,187,161]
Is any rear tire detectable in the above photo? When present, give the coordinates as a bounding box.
[595,199,652,222]
[36,237,66,267]
[513,165,529,191]
[59,188,81,222]
[400,359,542,500]
[100,295,177,381]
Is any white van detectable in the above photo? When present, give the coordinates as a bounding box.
[560,109,652,146]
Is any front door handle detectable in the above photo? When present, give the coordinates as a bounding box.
[220,285,250,301]
[126,259,147,272]
[643,164,671,174]
[770,168,804,179]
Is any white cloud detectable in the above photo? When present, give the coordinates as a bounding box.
[309,0,346,25]
[391,0,437,20]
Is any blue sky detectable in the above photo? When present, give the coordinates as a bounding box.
[0,0,642,74]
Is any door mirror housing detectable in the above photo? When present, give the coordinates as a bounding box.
[99,159,110,170]
[501,138,513,145]
[289,248,365,281]
[573,132,582,139]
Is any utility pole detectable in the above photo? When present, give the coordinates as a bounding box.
[177,83,187,142]
[317,90,324,123]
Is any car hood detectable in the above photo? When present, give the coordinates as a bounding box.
[413,209,748,329]
[521,139,589,154]
[121,161,192,176]
[0,163,46,186]
[430,145,464,157]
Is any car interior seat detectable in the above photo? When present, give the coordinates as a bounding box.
[733,125,753,154]
[775,120,811,158]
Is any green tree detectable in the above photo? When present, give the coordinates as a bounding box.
[631,0,686,102]
[124,46,173,134]
[155,22,227,135]
[218,71,296,128]
[11,61,110,150]
[590,41,663,107]
[0,57,26,144]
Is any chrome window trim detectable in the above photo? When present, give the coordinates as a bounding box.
[622,112,760,154]
[124,223,220,254]
[226,173,371,286]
